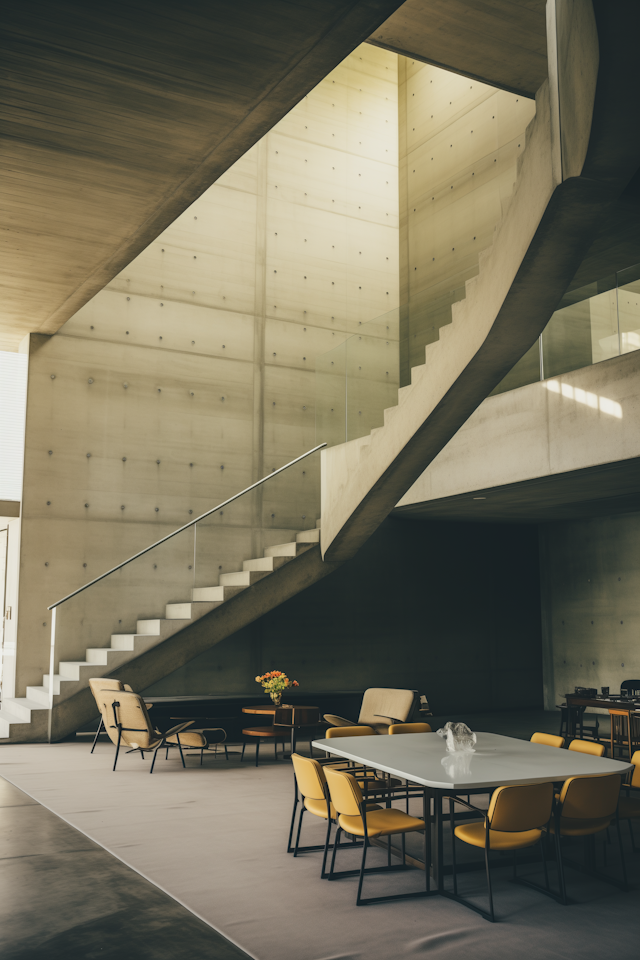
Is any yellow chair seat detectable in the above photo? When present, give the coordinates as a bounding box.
[455,821,542,851]
[166,731,207,748]
[305,796,335,819]
[338,807,424,838]
[619,795,640,819]
[548,816,611,837]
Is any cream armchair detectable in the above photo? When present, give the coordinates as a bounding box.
[324,688,418,735]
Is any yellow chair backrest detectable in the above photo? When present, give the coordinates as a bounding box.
[89,677,123,701]
[531,732,564,748]
[326,725,375,739]
[325,766,363,817]
[98,691,156,750]
[631,750,640,789]
[559,773,621,820]
[388,722,431,734]
[568,739,605,757]
[291,754,327,801]
[487,782,553,832]
[357,688,417,728]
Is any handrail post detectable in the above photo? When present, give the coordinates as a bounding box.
[47,606,56,743]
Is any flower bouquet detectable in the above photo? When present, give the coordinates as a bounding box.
[255,670,299,706]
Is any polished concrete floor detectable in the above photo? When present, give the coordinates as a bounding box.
[0,776,251,959]
[1,709,636,960]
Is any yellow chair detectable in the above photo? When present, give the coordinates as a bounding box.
[388,722,432,734]
[568,739,605,757]
[531,732,564,748]
[324,765,429,904]
[325,724,401,793]
[449,782,553,922]
[548,773,626,902]
[289,754,382,876]
[617,750,640,852]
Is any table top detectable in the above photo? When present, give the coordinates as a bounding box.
[312,731,633,791]
[242,704,317,715]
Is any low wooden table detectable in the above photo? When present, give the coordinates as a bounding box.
[241,704,321,757]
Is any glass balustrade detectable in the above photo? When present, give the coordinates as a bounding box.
[46,445,323,740]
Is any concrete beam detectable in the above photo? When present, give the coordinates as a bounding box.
[0,0,404,350]
[368,0,548,98]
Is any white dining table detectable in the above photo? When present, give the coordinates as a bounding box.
[312,731,632,890]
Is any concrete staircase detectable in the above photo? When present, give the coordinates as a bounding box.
[321,7,640,562]
[0,523,324,742]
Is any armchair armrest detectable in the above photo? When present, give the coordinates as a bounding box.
[163,721,195,738]
[323,714,356,727]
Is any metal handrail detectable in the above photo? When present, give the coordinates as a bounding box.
[47,442,326,611]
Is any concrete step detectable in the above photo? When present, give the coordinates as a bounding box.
[0,705,48,741]
[85,648,111,665]
[219,570,271,587]
[242,556,291,572]
[25,685,51,707]
[57,661,95,681]
[136,618,190,636]
[165,600,222,620]
[110,634,139,651]
[264,541,312,558]
[1,697,46,723]
[295,528,320,543]
[191,585,247,602]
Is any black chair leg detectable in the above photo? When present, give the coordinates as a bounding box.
[255,741,260,768]
[150,745,162,773]
[293,807,305,857]
[113,729,122,772]
[356,838,369,905]
[450,809,458,896]
[224,745,229,760]
[484,839,495,922]
[241,741,246,762]
[287,792,299,853]
[329,826,342,878]
[554,830,568,904]
[90,717,104,753]
[321,817,333,878]
[176,735,186,768]
[540,838,550,890]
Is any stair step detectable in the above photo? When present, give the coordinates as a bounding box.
[219,570,271,587]
[264,541,312,558]
[191,585,247,602]
[165,600,222,620]
[110,634,139,651]
[57,661,94,681]
[242,556,291,572]
[295,528,320,543]
[25,685,51,707]
[1,697,47,723]
[136,618,190,635]
[85,648,111,665]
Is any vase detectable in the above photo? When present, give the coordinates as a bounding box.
[270,693,283,707]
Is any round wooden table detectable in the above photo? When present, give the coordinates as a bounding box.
[240,704,321,763]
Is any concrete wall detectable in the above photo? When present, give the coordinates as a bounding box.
[144,517,543,716]
[398,56,535,382]
[13,45,399,696]
[539,512,640,710]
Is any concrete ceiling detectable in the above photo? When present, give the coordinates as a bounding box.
[393,458,640,524]
[368,0,548,98]
[0,0,405,351]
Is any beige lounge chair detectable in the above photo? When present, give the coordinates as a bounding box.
[324,688,419,735]
[97,690,206,772]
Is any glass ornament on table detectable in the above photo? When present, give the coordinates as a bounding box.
[436,721,477,755]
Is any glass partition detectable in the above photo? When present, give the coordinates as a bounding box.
[492,263,640,396]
